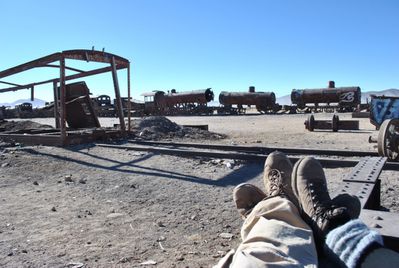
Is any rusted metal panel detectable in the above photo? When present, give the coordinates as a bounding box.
[63,82,101,129]
[370,95,399,128]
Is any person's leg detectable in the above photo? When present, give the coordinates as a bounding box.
[289,156,399,267]
[214,182,318,268]
[324,219,399,268]
[291,156,360,251]
[231,195,318,267]
[228,152,319,267]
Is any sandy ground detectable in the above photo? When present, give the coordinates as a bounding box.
[1,113,398,267]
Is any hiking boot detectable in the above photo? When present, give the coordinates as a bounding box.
[291,157,351,244]
[263,151,298,207]
[233,183,266,218]
[332,193,361,220]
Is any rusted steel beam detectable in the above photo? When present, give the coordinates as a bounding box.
[128,140,379,157]
[0,65,126,93]
[0,81,22,87]
[0,130,124,147]
[62,50,129,66]
[59,57,67,144]
[30,86,34,101]
[0,133,64,146]
[111,57,126,132]
[40,64,85,73]
[127,63,131,132]
[53,81,60,129]
[0,52,61,79]
[336,157,386,209]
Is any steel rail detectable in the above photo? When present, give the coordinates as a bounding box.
[127,140,379,157]
[97,144,399,170]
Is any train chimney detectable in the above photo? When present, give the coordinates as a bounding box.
[171,89,177,94]
[249,86,255,93]
[328,81,335,88]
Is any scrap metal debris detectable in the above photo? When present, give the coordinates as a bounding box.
[0,120,53,133]
[132,116,226,140]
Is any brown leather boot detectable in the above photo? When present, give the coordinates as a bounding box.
[263,151,299,207]
[233,183,266,218]
[332,193,361,220]
[291,157,352,247]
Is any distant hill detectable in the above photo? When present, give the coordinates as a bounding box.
[276,95,292,105]
[276,88,399,105]
[361,88,399,103]
[0,98,47,108]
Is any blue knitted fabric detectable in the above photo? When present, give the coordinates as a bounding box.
[325,219,383,268]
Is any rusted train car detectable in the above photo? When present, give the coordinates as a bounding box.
[142,88,214,115]
[91,95,145,117]
[291,81,361,112]
[218,86,277,114]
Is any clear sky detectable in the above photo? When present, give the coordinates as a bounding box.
[0,0,398,103]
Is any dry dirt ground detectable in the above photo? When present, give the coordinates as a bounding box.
[1,113,398,267]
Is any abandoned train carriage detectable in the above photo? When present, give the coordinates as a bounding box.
[142,88,214,115]
[218,86,277,114]
[291,81,361,112]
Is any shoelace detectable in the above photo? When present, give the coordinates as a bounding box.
[307,181,331,218]
[268,169,284,196]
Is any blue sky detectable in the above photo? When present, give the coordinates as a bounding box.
[0,0,398,103]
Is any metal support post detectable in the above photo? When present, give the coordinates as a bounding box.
[111,56,126,132]
[127,63,131,132]
[59,57,67,144]
[53,81,60,128]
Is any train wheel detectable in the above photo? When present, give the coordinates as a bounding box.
[305,115,315,131]
[377,119,399,161]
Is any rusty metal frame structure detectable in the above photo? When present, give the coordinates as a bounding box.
[0,49,132,146]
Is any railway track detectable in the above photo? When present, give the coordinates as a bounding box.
[97,141,399,170]
[127,140,379,157]
[95,140,399,250]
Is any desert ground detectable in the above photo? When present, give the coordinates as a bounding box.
[1,113,398,268]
